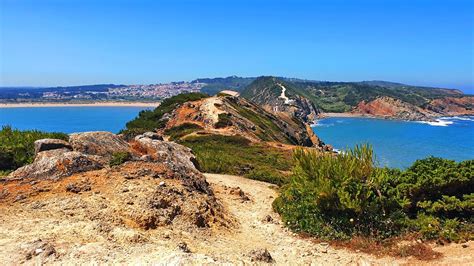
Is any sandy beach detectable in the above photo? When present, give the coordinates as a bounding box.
[318,112,369,118]
[0,102,160,108]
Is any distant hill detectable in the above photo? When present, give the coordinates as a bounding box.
[241,76,473,120]
[193,76,255,95]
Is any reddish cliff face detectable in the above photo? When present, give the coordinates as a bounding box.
[353,97,433,120]
[353,96,474,120]
[428,96,474,116]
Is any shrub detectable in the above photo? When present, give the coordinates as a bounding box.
[110,151,131,166]
[164,123,203,140]
[121,92,209,138]
[214,113,233,128]
[0,126,68,171]
[179,134,291,185]
[273,145,473,241]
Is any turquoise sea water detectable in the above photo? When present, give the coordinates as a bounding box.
[312,116,474,169]
[0,106,153,134]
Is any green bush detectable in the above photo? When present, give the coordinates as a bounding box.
[179,134,291,185]
[121,92,209,138]
[273,145,473,241]
[164,123,203,140]
[214,113,233,128]
[0,126,68,172]
[110,151,131,166]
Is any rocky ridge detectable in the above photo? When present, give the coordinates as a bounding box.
[160,94,325,148]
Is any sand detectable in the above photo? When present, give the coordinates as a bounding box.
[0,102,159,108]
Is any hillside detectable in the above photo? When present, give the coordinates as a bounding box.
[241,76,474,120]
[122,92,327,184]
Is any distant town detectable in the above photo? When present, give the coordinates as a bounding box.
[0,76,254,103]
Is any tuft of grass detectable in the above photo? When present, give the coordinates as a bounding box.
[109,151,131,166]
[214,113,233,128]
[179,134,292,185]
[164,123,203,140]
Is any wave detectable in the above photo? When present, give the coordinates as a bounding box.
[417,119,454,127]
[444,116,474,122]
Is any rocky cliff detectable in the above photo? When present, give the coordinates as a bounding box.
[158,93,324,148]
[353,96,474,120]
[241,76,474,121]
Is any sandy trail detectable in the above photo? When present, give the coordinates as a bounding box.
[203,173,394,265]
[202,173,474,265]
[278,84,291,104]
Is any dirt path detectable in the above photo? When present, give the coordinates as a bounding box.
[203,173,474,265]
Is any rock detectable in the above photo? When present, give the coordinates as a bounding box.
[134,138,212,194]
[143,131,163,140]
[462,243,469,248]
[159,181,166,187]
[262,215,274,223]
[177,242,191,253]
[24,240,56,261]
[69,131,130,158]
[8,148,104,180]
[319,242,329,253]
[230,187,250,201]
[34,138,72,155]
[249,248,274,263]
[139,155,153,162]
[66,181,92,193]
[135,138,199,171]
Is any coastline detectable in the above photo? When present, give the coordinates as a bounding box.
[318,112,369,118]
[0,101,160,108]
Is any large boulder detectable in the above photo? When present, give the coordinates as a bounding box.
[34,139,72,155]
[69,131,130,158]
[135,137,199,172]
[134,137,211,194]
[8,148,104,180]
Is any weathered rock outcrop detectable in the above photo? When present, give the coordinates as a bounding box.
[2,132,230,239]
[353,96,434,120]
[70,131,130,158]
[8,148,104,180]
[34,139,72,155]
[135,137,199,172]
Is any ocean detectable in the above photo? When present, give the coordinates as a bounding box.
[312,116,474,168]
[0,106,153,134]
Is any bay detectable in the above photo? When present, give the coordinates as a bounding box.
[0,106,153,134]
[312,116,474,168]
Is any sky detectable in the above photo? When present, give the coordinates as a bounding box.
[1,0,473,92]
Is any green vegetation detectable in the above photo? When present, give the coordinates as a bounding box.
[214,113,233,128]
[164,123,203,140]
[227,99,292,144]
[242,76,466,113]
[0,126,68,174]
[179,134,292,185]
[273,145,473,241]
[121,92,209,138]
[109,151,132,166]
[196,76,255,95]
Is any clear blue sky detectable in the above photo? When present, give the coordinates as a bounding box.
[1,0,473,92]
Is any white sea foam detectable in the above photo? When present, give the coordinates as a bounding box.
[447,116,474,121]
[417,119,454,127]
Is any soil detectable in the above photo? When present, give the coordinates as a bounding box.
[1,171,471,265]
